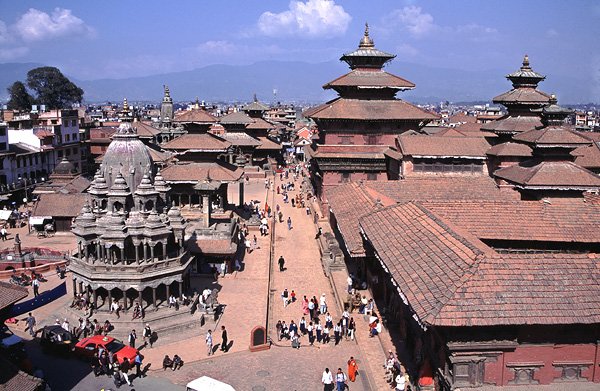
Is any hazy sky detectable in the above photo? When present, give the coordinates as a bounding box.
[1,0,599,86]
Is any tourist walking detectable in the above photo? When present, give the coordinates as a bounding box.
[278,255,285,271]
[335,368,347,391]
[206,329,213,356]
[142,324,152,348]
[322,368,334,391]
[347,356,358,382]
[25,312,36,337]
[121,357,133,386]
[128,329,137,348]
[32,277,40,297]
[220,325,228,352]
[134,352,145,378]
[287,216,292,230]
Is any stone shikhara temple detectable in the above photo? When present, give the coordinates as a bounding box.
[69,121,191,312]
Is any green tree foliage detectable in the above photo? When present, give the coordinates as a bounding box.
[26,67,84,109]
[6,81,34,111]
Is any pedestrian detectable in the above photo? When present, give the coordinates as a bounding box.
[319,294,327,314]
[25,312,36,337]
[276,320,283,341]
[220,325,228,352]
[287,216,292,230]
[348,356,358,382]
[281,288,289,307]
[347,274,353,293]
[134,352,145,378]
[142,324,152,348]
[1,227,6,241]
[315,322,322,343]
[307,322,314,345]
[322,368,334,391]
[395,373,407,390]
[335,368,347,391]
[302,295,309,315]
[128,329,136,348]
[315,226,322,239]
[110,299,121,319]
[121,357,133,386]
[32,277,40,297]
[206,329,213,356]
[220,262,227,277]
[278,255,285,272]
[299,317,307,335]
[61,318,70,332]
[334,322,341,345]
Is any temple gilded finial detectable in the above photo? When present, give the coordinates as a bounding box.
[359,22,374,49]
[549,93,557,104]
[123,97,129,112]
[522,54,530,69]
[164,85,170,98]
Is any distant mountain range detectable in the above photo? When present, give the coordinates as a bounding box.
[0,60,594,105]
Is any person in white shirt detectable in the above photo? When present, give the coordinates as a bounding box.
[347,275,353,293]
[335,368,347,391]
[395,373,407,390]
[205,330,213,356]
[321,368,334,391]
[319,294,327,314]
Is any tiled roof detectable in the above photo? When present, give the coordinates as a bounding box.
[162,133,230,151]
[33,193,88,218]
[327,177,515,257]
[454,122,483,133]
[173,109,217,123]
[219,111,253,125]
[303,98,438,121]
[422,199,600,243]
[513,126,593,147]
[494,161,600,189]
[573,143,600,169]
[0,355,43,391]
[486,142,533,157]
[311,145,389,160]
[323,69,415,90]
[188,238,238,255]
[397,134,490,158]
[246,117,276,130]
[360,202,488,324]
[448,112,477,124]
[367,176,515,202]
[435,128,467,137]
[480,115,542,134]
[160,161,243,182]
[219,132,262,147]
[146,146,173,163]
[256,137,281,150]
[434,253,600,326]
[0,281,28,310]
[493,88,551,105]
[242,101,269,112]
[133,121,161,138]
[361,202,600,327]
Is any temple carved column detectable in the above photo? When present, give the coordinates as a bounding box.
[152,287,157,310]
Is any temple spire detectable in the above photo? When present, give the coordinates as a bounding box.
[359,22,374,49]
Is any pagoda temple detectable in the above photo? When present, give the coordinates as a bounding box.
[481,55,551,138]
[305,24,437,195]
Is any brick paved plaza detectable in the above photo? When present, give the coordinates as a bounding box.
[3,176,399,390]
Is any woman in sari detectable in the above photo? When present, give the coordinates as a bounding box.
[347,356,358,382]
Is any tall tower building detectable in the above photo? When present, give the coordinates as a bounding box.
[160,85,174,125]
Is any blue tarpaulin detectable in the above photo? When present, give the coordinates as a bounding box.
[9,281,67,318]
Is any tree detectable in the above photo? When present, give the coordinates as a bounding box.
[26,67,84,109]
[6,81,34,111]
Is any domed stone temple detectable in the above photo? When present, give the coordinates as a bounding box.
[69,122,191,313]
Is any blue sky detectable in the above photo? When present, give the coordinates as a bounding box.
[0,0,598,88]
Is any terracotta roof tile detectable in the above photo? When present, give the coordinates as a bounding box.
[434,253,600,326]
[219,111,253,125]
[0,280,28,310]
[33,193,88,218]
[448,112,477,124]
[480,115,543,134]
[173,109,217,123]
[160,161,243,182]
[162,133,230,151]
[219,132,262,147]
[513,126,593,147]
[422,199,600,243]
[133,121,161,138]
[397,134,490,158]
[493,88,551,105]
[323,69,415,90]
[256,136,281,150]
[486,142,533,157]
[494,161,600,189]
[573,143,600,169]
[311,144,389,160]
[304,98,438,121]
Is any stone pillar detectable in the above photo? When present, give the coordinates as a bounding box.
[239,181,244,206]
[96,242,101,263]
[135,244,140,264]
[166,284,170,301]
[202,194,211,228]
[72,279,77,297]
[143,243,148,262]
[150,245,155,262]
[152,287,157,310]
[78,243,83,261]
[138,290,143,308]
[120,247,125,264]
[84,244,89,260]
[219,191,225,209]
[162,242,167,260]
[107,289,112,308]
[178,280,183,297]
[78,281,83,296]
[85,285,90,302]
